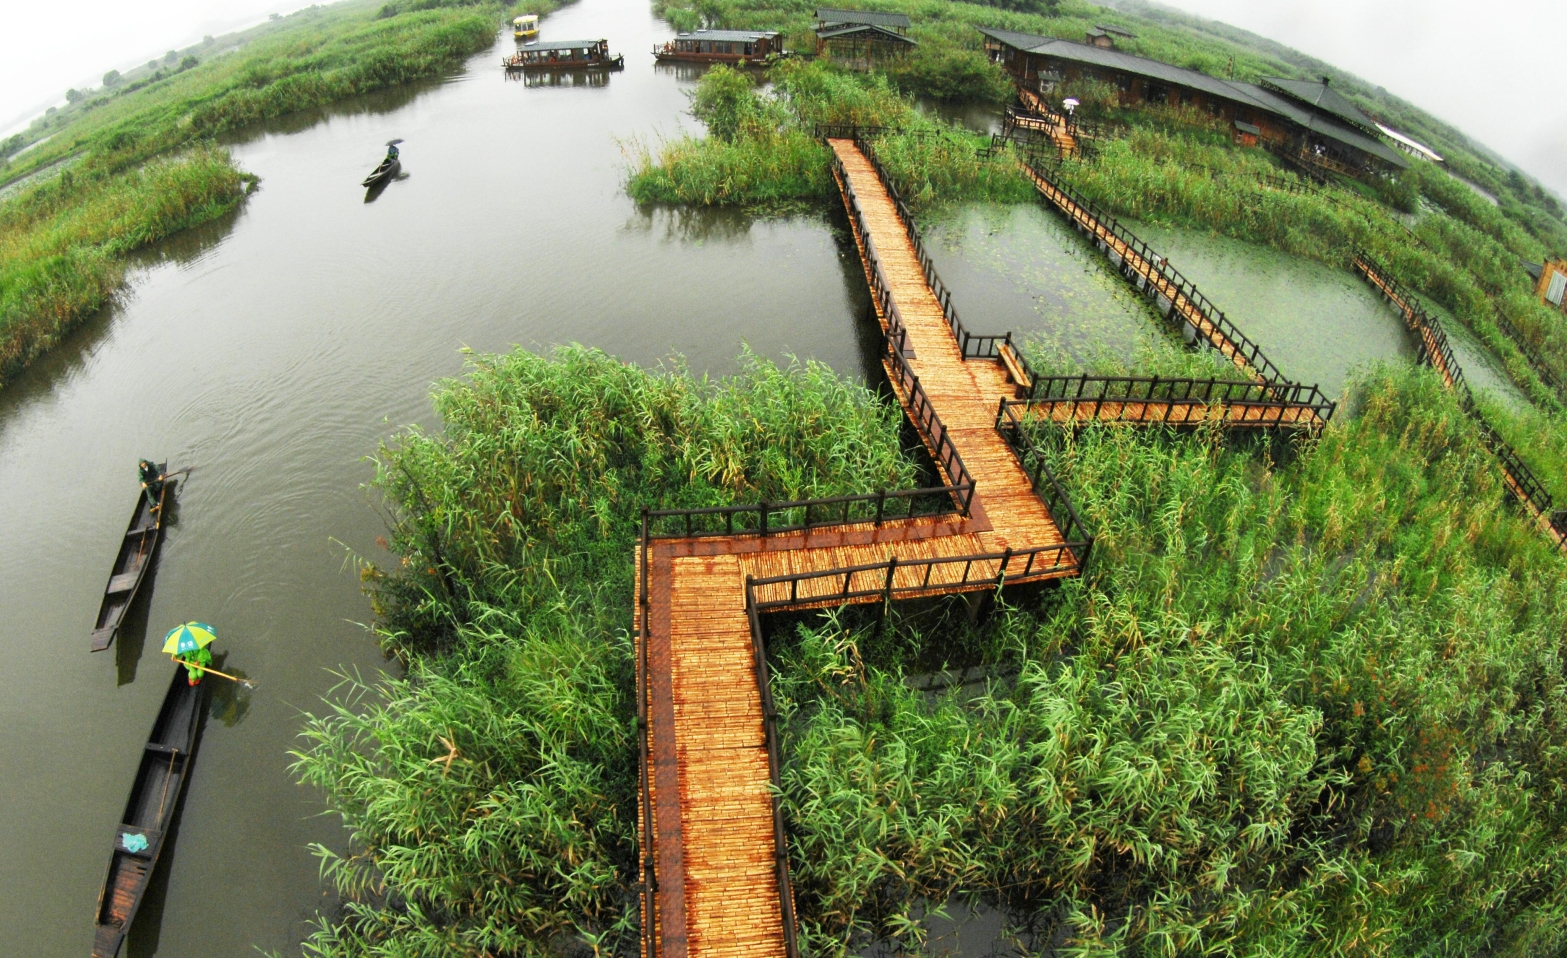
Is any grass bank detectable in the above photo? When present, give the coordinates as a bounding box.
[0,148,250,385]
[302,350,1567,953]
[625,61,1029,209]
[0,0,519,388]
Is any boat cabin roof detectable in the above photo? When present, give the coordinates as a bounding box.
[673,29,782,42]
[514,14,539,23]
[519,38,606,51]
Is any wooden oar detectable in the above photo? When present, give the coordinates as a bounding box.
[171,656,256,689]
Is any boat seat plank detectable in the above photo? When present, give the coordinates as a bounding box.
[106,572,141,594]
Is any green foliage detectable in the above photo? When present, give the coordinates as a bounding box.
[294,346,923,954]
[772,365,1567,952]
[0,146,249,387]
[687,64,780,142]
[882,43,1014,103]
[626,59,1024,208]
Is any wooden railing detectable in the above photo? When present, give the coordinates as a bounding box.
[635,514,658,958]
[1491,302,1567,401]
[746,543,1086,613]
[992,405,1097,556]
[1020,153,1293,387]
[1006,374,1336,427]
[1354,252,1563,544]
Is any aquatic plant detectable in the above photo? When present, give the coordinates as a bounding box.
[0,147,248,386]
[770,364,1567,953]
[291,345,924,954]
[626,60,1025,208]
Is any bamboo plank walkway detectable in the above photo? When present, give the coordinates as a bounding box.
[635,138,1087,958]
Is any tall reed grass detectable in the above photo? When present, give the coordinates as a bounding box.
[626,61,1025,209]
[0,147,248,386]
[769,364,1567,953]
[293,345,922,954]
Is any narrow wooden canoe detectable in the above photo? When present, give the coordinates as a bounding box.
[90,465,173,653]
[362,155,400,188]
[91,664,206,958]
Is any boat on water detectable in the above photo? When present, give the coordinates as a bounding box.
[653,29,786,64]
[91,664,207,958]
[513,13,539,39]
[503,38,624,71]
[362,154,400,188]
[90,464,173,653]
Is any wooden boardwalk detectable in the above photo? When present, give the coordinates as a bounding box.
[634,138,1092,958]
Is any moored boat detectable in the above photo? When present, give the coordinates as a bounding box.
[503,38,623,71]
[513,13,539,39]
[653,29,786,63]
[90,464,173,652]
[90,664,207,958]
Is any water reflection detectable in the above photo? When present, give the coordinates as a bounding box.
[204,650,254,727]
[510,67,617,87]
[363,170,408,203]
[920,203,1173,366]
[653,60,716,83]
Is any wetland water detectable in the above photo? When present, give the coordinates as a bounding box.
[0,0,1493,953]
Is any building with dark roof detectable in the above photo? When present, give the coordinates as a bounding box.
[815,9,915,67]
[815,7,911,33]
[978,27,1408,178]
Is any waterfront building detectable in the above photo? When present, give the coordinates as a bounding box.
[979,27,1409,179]
[815,7,915,68]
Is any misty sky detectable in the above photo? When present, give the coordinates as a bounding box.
[2,0,1563,200]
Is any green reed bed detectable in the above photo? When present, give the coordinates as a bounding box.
[768,364,1567,954]
[625,61,1024,209]
[291,345,921,955]
[0,147,249,386]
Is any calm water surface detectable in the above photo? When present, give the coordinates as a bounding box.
[0,2,1493,954]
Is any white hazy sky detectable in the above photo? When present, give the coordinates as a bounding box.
[1152,0,1567,199]
[1,0,1563,199]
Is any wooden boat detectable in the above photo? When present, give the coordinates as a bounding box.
[91,664,206,958]
[361,154,400,188]
[653,29,785,64]
[90,464,173,652]
[503,38,623,71]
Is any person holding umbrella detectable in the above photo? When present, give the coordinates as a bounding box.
[164,622,216,686]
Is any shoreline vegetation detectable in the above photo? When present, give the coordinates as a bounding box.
[0,0,536,388]
[301,347,1567,955]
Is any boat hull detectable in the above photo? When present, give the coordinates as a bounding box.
[91,665,206,958]
[503,54,623,71]
[90,465,172,652]
[361,157,400,188]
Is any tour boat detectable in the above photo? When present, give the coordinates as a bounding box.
[503,38,623,71]
[513,14,539,40]
[653,29,785,64]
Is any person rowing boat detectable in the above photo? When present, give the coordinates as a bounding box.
[138,459,165,511]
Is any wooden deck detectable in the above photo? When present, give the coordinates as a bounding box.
[635,138,1089,958]
[1024,396,1324,428]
